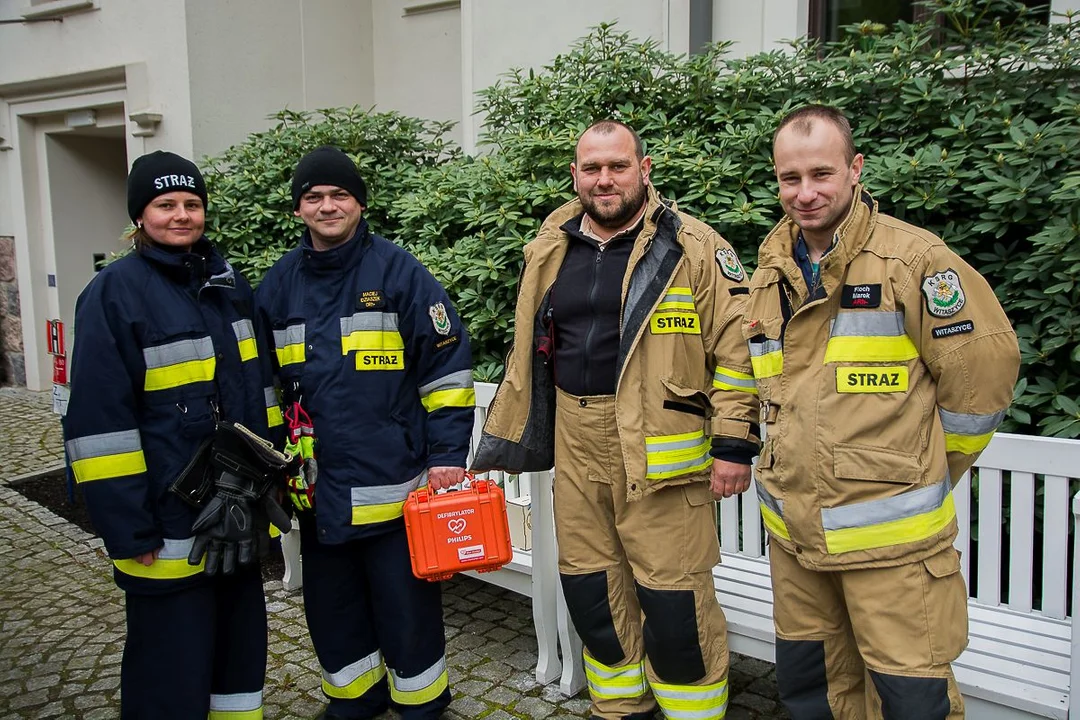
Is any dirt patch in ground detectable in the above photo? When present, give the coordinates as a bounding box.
[9,469,286,583]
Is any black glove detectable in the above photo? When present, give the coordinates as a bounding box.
[188,483,256,575]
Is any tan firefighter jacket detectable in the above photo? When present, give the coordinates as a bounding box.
[472,186,760,502]
[745,187,1020,570]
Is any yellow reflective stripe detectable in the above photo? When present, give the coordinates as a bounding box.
[237,337,258,362]
[351,501,407,525]
[945,431,994,455]
[267,406,284,428]
[323,664,386,700]
[275,344,305,366]
[824,335,918,363]
[646,430,708,446]
[71,450,147,483]
[656,301,696,311]
[652,677,729,718]
[749,351,782,379]
[421,388,476,413]
[824,493,956,554]
[713,366,757,394]
[114,555,205,580]
[341,330,405,354]
[649,443,710,465]
[760,503,791,541]
[389,668,449,705]
[208,710,262,720]
[583,656,648,699]
[144,357,216,391]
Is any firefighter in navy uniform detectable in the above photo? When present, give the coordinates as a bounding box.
[256,146,475,720]
[474,121,760,720]
[746,105,1020,719]
[63,151,286,719]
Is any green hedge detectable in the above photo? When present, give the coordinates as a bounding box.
[203,0,1080,437]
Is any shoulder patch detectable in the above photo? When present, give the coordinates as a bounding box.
[921,269,965,317]
[428,302,452,335]
[716,248,745,281]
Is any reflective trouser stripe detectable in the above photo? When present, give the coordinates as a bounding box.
[143,337,217,391]
[113,537,204,579]
[264,387,283,428]
[645,431,712,480]
[66,430,147,483]
[822,480,956,554]
[209,690,262,719]
[940,407,1005,454]
[273,325,306,366]
[419,369,476,412]
[652,678,729,719]
[824,311,918,363]
[389,657,449,705]
[757,484,791,541]
[656,287,695,312]
[350,472,425,525]
[583,655,648,700]
[232,319,258,362]
[748,339,783,378]
[322,650,386,699]
[713,366,757,394]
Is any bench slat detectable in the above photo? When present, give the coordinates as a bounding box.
[1009,471,1036,612]
[1043,476,1070,620]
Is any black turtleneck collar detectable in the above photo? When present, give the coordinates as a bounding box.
[299,219,372,274]
[138,237,233,289]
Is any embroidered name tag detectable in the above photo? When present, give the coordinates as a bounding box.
[840,284,882,308]
[837,366,908,393]
[355,351,404,370]
[357,290,386,310]
[932,320,974,339]
[650,313,701,334]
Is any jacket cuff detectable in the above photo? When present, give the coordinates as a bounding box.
[709,437,757,466]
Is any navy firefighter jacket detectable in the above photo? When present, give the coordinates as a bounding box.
[64,238,282,594]
[256,220,475,545]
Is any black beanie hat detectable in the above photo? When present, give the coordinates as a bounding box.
[126,151,208,222]
[291,146,368,210]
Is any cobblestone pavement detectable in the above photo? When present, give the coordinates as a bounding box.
[0,387,787,719]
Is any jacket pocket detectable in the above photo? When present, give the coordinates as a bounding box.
[833,442,919,484]
[922,548,968,663]
[660,376,709,418]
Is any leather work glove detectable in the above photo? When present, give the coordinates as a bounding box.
[188,487,256,575]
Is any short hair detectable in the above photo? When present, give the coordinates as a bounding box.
[577,120,645,162]
[773,105,857,164]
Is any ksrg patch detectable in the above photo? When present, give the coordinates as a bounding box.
[716,248,745,282]
[922,269,965,317]
[650,312,701,335]
[836,366,909,393]
[429,302,452,335]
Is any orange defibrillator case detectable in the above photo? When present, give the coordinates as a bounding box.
[403,479,513,582]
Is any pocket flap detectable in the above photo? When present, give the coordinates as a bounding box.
[684,481,715,507]
[833,443,919,484]
[923,549,961,578]
[755,440,774,470]
[660,375,703,399]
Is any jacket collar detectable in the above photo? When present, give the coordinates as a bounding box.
[138,237,234,289]
[299,219,372,274]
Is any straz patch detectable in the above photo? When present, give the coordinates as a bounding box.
[837,366,909,393]
[716,248,745,281]
[650,312,701,335]
[356,351,404,370]
[357,290,386,310]
[429,302,452,335]
[922,269,966,317]
[932,320,975,339]
[840,283,882,309]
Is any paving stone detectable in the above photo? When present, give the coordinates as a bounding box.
[514,695,557,719]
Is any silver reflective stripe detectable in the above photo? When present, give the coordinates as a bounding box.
[713,369,756,390]
[264,387,277,407]
[340,312,400,335]
[231,319,255,342]
[584,658,644,680]
[653,683,729,719]
[661,291,694,303]
[66,429,142,461]
[158,537,197,561]
[830,311,906,337]
[749,339,783,356]
[648,454,711,476]
[323,649,383,688]
[419,369,475,395]
[939,408,1005,436]
[209,690,262,712]
[389,656,447,691]
[273,325,305,347]
[756,484,784,517]
[143,336,214,368]
[646,436,705,452]
[822,479,951,531]
[350,471,426,506]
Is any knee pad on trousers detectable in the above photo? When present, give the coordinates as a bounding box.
[775,638,833,719]
[561,571,625,665]
[869,670,950,720]
[634,583,705,684]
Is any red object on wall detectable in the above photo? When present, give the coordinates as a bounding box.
[52,354,67,385]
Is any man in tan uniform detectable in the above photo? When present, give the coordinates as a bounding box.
[745,104,1020,719]
[473,120,760,720]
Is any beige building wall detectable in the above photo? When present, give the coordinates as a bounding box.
[712,0,809,56]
